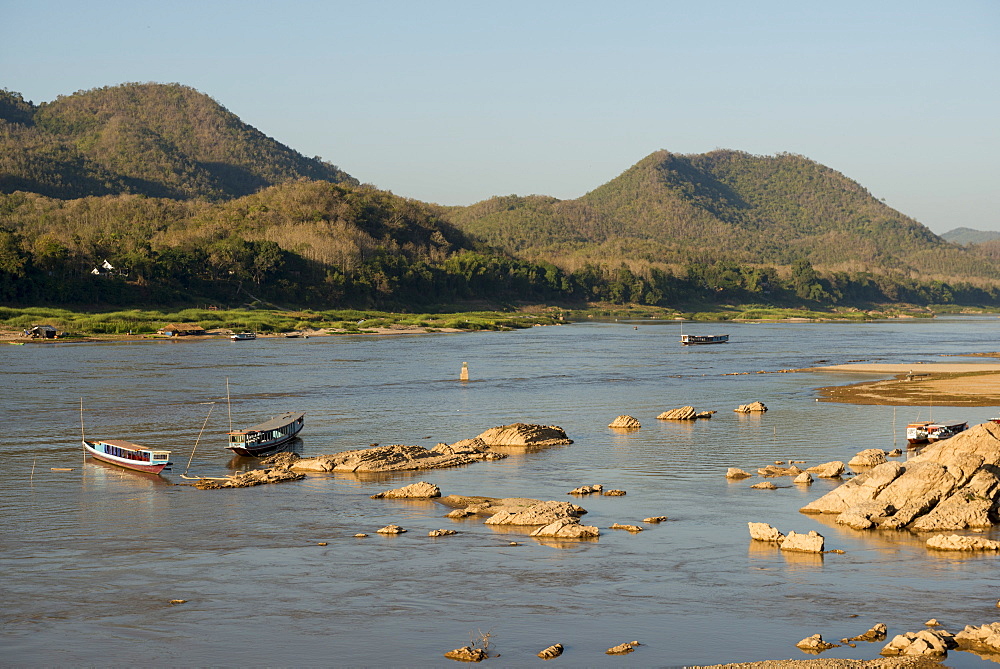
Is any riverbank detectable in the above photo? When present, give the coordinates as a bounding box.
[813,361,1000,406]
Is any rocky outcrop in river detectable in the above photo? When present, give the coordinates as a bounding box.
[290,442,503,473]
[608,415,641,429]
[193,468,304,489]
[801,422,1000,531]
[474,423,573,447]
[656,406,715,420]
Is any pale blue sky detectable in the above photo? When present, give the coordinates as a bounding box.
[3,0,998,233]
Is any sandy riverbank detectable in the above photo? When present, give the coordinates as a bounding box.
[812,361,1000,407]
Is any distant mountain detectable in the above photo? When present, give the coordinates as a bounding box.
[940,227,1000,246]
[447,150,1000,282]
[0,83,356,201]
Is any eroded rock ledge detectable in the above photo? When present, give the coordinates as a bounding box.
[801,421,1000,531]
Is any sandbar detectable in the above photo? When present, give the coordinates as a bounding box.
[812,361,1000,407]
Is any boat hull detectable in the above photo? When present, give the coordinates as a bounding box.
[226,411,305,456]
[681,334,729,345]
[83,440,171,474]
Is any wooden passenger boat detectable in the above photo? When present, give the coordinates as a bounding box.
[906,420,968,445]
[680,334,729,345]
[230,332,257,341]
[83,438,172,474]
[226,411,305,456]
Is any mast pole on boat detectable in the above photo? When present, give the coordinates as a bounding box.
[184,403,215,477]
[226,377,232,432]
[80,397,85,443]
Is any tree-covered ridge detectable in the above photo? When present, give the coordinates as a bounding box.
[0,83,356,201]
[450,149,999,283]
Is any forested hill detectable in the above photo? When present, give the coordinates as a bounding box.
[447,150,997,283]
[0,83,357,201]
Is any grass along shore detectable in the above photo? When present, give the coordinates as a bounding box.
[0,307,565,340]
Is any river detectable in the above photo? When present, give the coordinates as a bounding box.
[3,316,1000,667]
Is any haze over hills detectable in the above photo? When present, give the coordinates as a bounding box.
[3,82,1000,310]
[0,83,356,201]
[447,150,998,282]
[941,227,1000,246]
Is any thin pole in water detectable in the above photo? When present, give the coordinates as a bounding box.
[185,403,215,476]
[226,377,232,433]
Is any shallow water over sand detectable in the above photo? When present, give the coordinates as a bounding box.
[4,317,1000,666]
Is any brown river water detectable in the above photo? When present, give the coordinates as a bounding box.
[4,317,1000,667]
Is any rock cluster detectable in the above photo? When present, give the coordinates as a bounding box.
[796,634,839,651]
[734,401,768,413]
[758,463,805,477]
[474,423,573,447]
[806,461,845,478]
[370,481,441,499]
[428,529,457,537]
[608,415,641,429]
[292,442,503,473]
[656,406,715,420]
[955,622,1000,653]
[801,422,1000,531]
[193,468,305,489]
[568,484,603,495]
[845,623,887,642]
[438,495,598,538]
[444,646,487,662]
[747,522,825,552]
[881,628,956,657]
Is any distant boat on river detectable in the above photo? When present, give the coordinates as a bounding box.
[230,332,257,341]
[680,334,729,345]
[906,420,968,445]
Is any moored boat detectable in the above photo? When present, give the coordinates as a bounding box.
[227,411,305,456]
[83,438,172,474]
[230,332,257,341]
[681,334,729,345]
[906,420,968,445]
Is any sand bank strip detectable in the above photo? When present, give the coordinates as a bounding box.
[813,362,1000,373]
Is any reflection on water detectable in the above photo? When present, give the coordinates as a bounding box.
[5,317,1000,666]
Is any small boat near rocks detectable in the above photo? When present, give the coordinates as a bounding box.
[83,438,173,474]
[227,411,305,456]
[906,420,969,445]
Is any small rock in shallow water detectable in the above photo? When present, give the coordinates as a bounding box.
[606,641,640,655]
[354,533,368,538]
[726,467,753,479]
[444,646,487,662]
[169,599,187,605]
[537,643,563,660]
[751,481,777,490]
[610,523,643,532]
[428,529,457,537]
[644,516,668,523]
[796,633,839,651]
[377,524,406,535]
[317,542,327,546]
[603,489,626,496]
